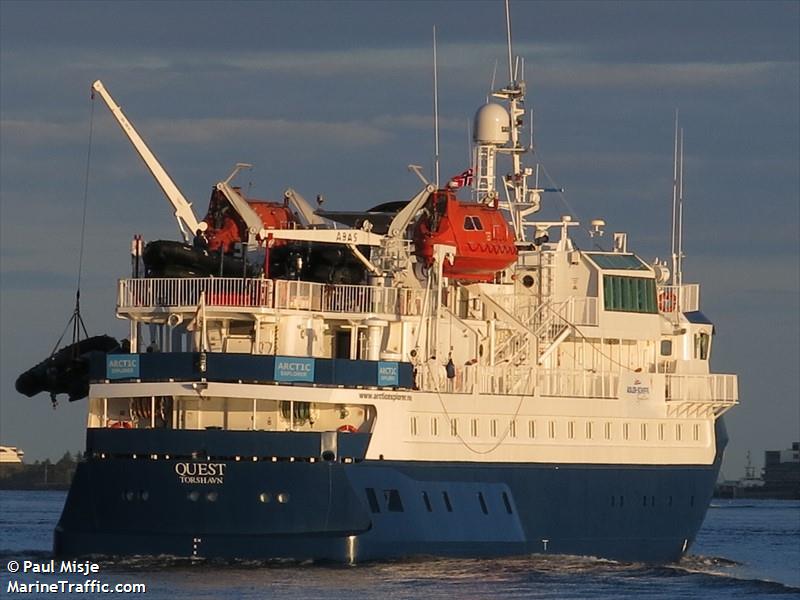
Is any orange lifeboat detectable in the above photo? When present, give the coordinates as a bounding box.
[201,187,296,253]
[413,189,517,282]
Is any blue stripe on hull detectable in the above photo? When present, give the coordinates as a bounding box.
[55,420,727,563]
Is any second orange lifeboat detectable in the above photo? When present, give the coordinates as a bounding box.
[413,189,517,282]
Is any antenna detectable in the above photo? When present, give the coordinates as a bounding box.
[671,109,679,286]
[489,59,498,101]
[505,0,514,83]
[433,25,441,188]
[677,126,685,287]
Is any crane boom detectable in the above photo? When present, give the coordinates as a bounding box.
[91,80,201,241]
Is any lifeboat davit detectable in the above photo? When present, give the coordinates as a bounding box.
[413,189,517,282]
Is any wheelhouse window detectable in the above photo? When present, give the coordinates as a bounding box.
[603,275,657,313]
[694,332,710,360]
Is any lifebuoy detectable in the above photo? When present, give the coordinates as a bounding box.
[658,290,676,312]
[337,424,357,433]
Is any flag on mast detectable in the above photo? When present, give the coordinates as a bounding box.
[448,167,473,189]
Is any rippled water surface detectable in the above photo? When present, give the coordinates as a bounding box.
[1,491,798,599]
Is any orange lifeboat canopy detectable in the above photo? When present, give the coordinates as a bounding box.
[201,187,296,253]
[413,189,517,282]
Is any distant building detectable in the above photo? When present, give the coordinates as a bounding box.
[763,442,800,496]
[0,446,24,464]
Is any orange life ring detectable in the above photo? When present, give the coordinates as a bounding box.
[658,290,676,312]
[337,424,357,433]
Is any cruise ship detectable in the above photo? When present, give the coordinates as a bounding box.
[19,13,738,564]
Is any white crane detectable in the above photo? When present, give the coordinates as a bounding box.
[91,80,203,242]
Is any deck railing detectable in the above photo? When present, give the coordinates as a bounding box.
[118,277,272,309]
[666,373,738,403]
[118,277,426,316]
[657,283,700,313]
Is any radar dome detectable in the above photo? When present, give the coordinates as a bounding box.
[473,103,510,145]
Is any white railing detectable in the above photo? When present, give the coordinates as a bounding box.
[536,369,618,398]
[666,373,738,403]
[118,277,427,316]
[272,279,424,315]
[657,283,700,313]
[421,363,618,398]
[118,277,272,309]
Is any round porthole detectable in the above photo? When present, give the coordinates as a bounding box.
[206,491,218,502]
[522,274,535,288]
[276,492,290,504]
[259,492,271,503]
[188,491,200,502]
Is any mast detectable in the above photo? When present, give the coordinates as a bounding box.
[433,26,441,188]
[671,110,679,286]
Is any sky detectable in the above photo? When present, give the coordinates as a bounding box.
[0,0,797,478]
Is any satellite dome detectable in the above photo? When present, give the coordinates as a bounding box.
[473,103,510,145]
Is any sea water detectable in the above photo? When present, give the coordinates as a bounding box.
[1,491,797,599]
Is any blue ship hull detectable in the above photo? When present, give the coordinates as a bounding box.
[54,420,727,563]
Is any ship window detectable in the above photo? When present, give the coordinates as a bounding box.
[693,424,700,441]
[491,419,498,437]
[464,216,484,231]
[659,423,665,441]
[586,421,594,439]
[471,419,479,437]
[604,422,612,440]
[443,491,453,512]
[509,419,517,438]
[431,417,438,436]
[478,492,489,515]
[502,492,513,514]
[422,491,433,512]
[623,423,630,440]
[365,488,381,513]
[567,421,575,439]
[410,417,418,436]
[676,424,682,441]
[603,275,658,313]
[641,423,648,441]
[694,332,710,360]
[548,421,556,439]
[384,489,404,512]
[660,340,672,356]
[528,420,536,438]
[450,418,459,437]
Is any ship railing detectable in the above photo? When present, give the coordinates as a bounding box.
[424,363,618,398]
[118,277,427,316]
[118,277,273,309]
[535,368,618,398]
[272,279,425,315]
[657,283,700,313]
[666,373,738,402]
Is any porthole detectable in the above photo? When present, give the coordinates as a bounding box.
[188,491,200,502]
[206,491,218,502]
[277,492,290,504]
[259,492,271,503]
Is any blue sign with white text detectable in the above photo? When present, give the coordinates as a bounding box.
[106,355,140,379]
[274,356,315,383]
[378,361,399,387]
